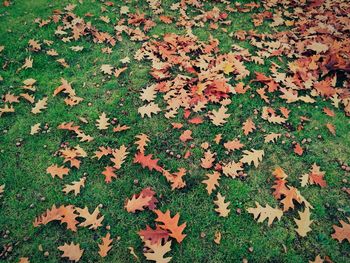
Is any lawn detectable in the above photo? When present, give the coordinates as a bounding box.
[0,0,350,262]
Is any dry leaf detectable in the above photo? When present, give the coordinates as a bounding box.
[294,208,313,237]
[247,202,283,226]
[76,206,104,230]
[214,193,230,217]
[202,171,221,195]
[58,242,84,262]
[96,112,110,130]
[98,232,113,257]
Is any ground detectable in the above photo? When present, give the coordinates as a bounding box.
[0,0,350,262]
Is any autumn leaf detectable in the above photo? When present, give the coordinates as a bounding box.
[224,139,244,152]
[31,97,48,114]
[98,233,113,257]
[46,164,70,179]
[139,225,169,245]
[154,210,186,243]
[332,218,350,243]
[294,208,313,237]
[201,150,215,169]
[293,143,303,156]
[179,130,192,142]
[33,205,79,232]
[30,123,41,135]
[125,194,153,213]
[111,145,129,169]
[135,133,150,153]
[58,242,84,262]
[143,240,172,263]
[240,149,264,168]
[101,166,117,183]
[222,161,243,178]
[247,202,283,226]
[133,152,163,172]
[96,112,110,130]
[100,64,114,75]
[309,163,327,187]
[76,206,104,230]
[279,186,302,211]
[214,192,230,217]
[202,171,221,195]
[138,102,161,118]
[62,177,86,196]
[209,106,230,126]
[242,118,256,135]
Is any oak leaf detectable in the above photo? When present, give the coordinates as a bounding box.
[31,97,48,114]
[201,150,215,169]
[125,194,153,213]
[143,240,172,263]
[240,149,264,168]
[139,225,169,245]
[135,133,150,153]
[294,208,313,237]
[222,161,243,178]
[138,102,161,118]
[76,206,104,230]
[96,112,110,130]
[46,164,69,179]
[214,192,230,217]
[242,118,256,135]
[133,152,163,172]
[209,106,230,126]
[62,177,86,196]
[101,166,117,183]
[154,210,186,243]
[202,171,221,195]
[58,242,84,262]
[98,233,113,257]
[224,139,244,152]
[332,218,350,243]
[247,202,283,226]
[111,145,129,169]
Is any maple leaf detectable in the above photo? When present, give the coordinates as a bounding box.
[214,193,230,217]
[202,171,221,195]
[240,149,264,168]
[58,242,84,262]
[101,166,117,183]
[135,133,150,153]
[133,152,163,172]
[98,232,113,257]
[31,97,48,114]
[209,106,230,126]
[154,210,187,243]
[139,225,169,245]
[332,218,350,243]
[201,150,215,169]
[294,208,313,237]
[62,177,86,196]
[247,202,283,226]
[242,118,256,135]
[46,164,70,179]
[96,112,110,130]
[125,194,153,213]
[138,102,161,118]
[76,206,104,230]
[224,139,244,152]
[143,240,172,263]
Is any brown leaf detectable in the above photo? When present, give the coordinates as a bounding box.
[58,242,84,262]
[98,233,113,257]
[154,210,187,243]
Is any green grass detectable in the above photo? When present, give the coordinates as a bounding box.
[1,0,350,262]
